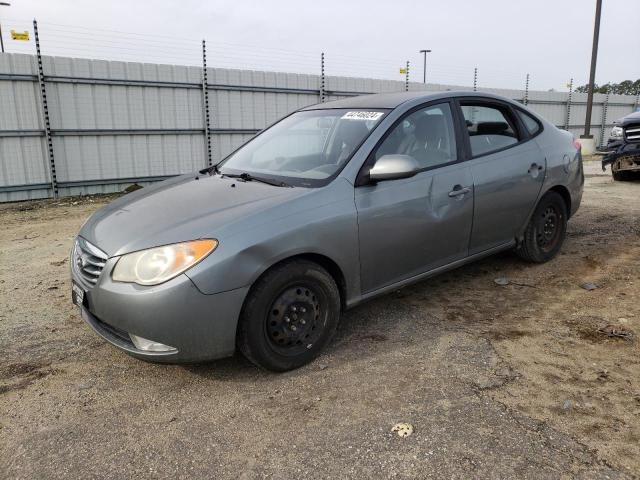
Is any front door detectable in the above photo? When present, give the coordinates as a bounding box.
[355,102,474,293]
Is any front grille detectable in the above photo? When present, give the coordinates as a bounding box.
[625,124,640,142]
[73,237,108,286]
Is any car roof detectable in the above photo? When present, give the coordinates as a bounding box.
[300,90,517,110]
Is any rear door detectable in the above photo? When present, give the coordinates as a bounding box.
[355,102,474,293]
[456,99,546,254]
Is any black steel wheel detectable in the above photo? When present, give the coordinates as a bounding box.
[517,191,567,263]
[266,285,324,356]
[237,260,340,371]
[536,205,562,253]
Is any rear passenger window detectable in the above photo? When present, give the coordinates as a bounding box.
[516,109,541,136]
[461,104,520,157]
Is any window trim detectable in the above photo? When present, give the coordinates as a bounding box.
[454,97,533,160]
[514,106,544,139]
[355,99,464,187]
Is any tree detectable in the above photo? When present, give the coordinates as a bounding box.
[575,79,640,95]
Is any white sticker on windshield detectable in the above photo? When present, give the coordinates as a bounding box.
[341,111,384,121]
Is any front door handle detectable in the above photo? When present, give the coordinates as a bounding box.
[448,185,471,197]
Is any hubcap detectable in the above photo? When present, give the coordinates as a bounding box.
[536,205,561,252]
[266,286,322,354]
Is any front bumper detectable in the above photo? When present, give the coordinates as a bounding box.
[601,142,640,171]
[72,261,248,363]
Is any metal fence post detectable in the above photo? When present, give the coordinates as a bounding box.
[201,40,212,167]
[320,52,325,103]
[33,19,58,199]
[405,61,409,92]
[564,78,573,130]
[473,67,478,92]
[524,73,530,106]
[599,87,610,148]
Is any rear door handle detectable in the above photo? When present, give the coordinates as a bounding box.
[448,185,471,197]
[529,162,544,173]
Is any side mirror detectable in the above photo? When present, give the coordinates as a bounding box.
[368,155,421,182]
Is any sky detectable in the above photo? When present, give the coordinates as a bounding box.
[1,0,638,92]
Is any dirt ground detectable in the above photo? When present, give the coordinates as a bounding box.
[1,159,639,479]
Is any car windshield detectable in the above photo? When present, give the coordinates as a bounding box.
[219,108,388,187]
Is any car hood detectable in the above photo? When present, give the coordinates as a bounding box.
[617,111,640,126]
[79,173,307,257]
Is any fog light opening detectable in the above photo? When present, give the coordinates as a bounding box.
[129,334,177,353]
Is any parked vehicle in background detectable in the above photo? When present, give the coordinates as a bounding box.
[70,91,583,371]
[601,111,640,181]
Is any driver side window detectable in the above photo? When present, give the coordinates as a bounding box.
[375,103,457,169]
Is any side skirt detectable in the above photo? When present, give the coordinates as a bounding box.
[345,241,516,309]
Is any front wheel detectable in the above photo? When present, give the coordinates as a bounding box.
[611,156,640,181]
[612,169,631,181]
[237,260,341,372]
[516,191,567,263]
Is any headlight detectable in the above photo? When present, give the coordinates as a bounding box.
[112,239,218,286]
[610,126,623,138]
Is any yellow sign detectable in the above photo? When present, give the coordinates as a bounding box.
[399,67,407,74]
[11,30,30,41]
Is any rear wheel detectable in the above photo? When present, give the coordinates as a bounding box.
[517,191,567,263]
[237,260,340,372]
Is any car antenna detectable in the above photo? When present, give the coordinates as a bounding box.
[199,162,221,176]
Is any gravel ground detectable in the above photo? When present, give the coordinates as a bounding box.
[0,160,638,479]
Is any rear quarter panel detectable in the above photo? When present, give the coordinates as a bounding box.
[534,124,584,217]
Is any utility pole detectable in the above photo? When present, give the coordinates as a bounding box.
[419,49,431,84]
[0,2,11,54]
[581,0,603,150]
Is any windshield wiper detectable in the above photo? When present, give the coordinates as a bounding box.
[222,172,292,188]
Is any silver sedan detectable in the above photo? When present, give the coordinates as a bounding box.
[71,91,584,371]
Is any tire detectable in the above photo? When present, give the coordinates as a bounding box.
[237,259,341,372]
[612,157,640,181]
[612,169,630,181]
[517,191,567,263]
